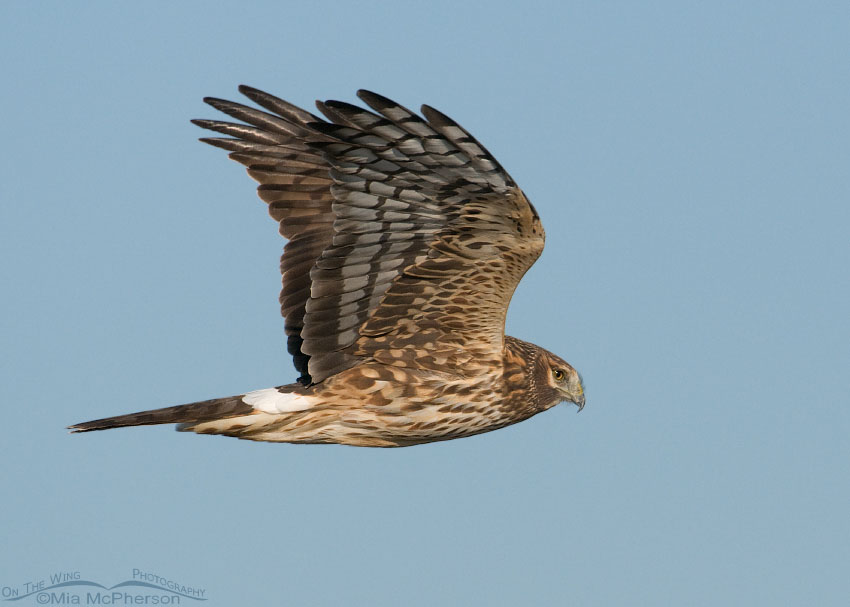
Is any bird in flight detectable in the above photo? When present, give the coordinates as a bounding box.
[70,86,585,447]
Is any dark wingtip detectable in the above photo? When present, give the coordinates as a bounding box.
[197,137,238,150]
[323,99,360,111]
[420,104,453,127]
[356,89,389,105]
[203,96,240,111]
[238,85,274,106]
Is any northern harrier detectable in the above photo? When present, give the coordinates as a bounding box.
[70,87,585,447]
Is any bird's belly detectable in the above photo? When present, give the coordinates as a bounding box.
[216,365,533,447]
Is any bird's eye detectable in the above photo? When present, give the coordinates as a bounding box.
[552,369,565,382]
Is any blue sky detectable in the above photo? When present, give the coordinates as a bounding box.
[2,2,848,605]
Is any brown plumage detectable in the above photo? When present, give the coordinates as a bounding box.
[69,87,585,447]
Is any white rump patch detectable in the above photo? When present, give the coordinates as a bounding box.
[242,388,318,414]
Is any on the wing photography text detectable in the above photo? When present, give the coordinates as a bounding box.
[1,570,206,604]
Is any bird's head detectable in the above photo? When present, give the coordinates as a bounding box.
[537,350,585,411]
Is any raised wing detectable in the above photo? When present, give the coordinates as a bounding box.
[193,87,544,384]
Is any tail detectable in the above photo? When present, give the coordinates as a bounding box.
[69,394,254,433]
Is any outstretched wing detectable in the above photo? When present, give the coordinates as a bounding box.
[193,87,545,384]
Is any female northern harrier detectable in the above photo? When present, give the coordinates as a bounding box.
[70,87,585,447]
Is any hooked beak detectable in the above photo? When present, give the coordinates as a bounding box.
[574,393,586,412]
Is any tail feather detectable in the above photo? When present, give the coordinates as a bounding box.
[69,395,254,433]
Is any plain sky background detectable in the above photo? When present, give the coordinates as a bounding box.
[2,2,848,605]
